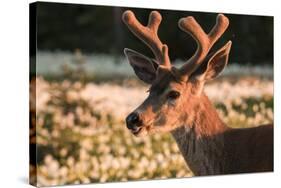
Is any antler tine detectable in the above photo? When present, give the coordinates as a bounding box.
[178,14,229,75]
[122,10,171,67]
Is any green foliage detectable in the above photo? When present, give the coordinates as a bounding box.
[61,49,87,82]
[35,2,273,64]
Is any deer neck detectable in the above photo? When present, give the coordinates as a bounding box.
[171,93,229,175]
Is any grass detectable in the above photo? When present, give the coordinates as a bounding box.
[31,76,273,186]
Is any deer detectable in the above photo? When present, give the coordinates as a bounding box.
[122,10,273,176]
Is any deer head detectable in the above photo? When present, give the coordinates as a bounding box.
[123,10,232,136]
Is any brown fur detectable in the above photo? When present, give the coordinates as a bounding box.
[171,94,273,175]
[130,69,273,175]
[123,10,273,176]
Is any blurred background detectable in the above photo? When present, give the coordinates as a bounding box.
[30,2,273,187]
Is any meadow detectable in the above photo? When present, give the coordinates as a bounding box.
[30,52,273,186]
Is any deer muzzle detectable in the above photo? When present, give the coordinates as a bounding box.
[126,112,143,134]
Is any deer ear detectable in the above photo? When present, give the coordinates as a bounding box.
[191,41,232,81]
[124,48,159,84]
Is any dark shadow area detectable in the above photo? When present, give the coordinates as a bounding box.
[36,2,273,65]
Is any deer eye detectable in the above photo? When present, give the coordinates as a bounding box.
[167,90,180,100]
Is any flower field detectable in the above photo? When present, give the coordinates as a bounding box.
[31,75,273,187]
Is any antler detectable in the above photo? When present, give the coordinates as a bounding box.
[122,10,171,67]
[178,14,229,75]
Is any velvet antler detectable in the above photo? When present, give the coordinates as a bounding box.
[122,10,171,67]
[178,14,229,75]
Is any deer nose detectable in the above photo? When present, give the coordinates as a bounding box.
[126,112,142,130]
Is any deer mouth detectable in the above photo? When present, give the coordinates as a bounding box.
[131,126,143,135]
[132,124,154,136]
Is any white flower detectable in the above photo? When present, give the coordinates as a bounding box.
[66,90,79,103]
